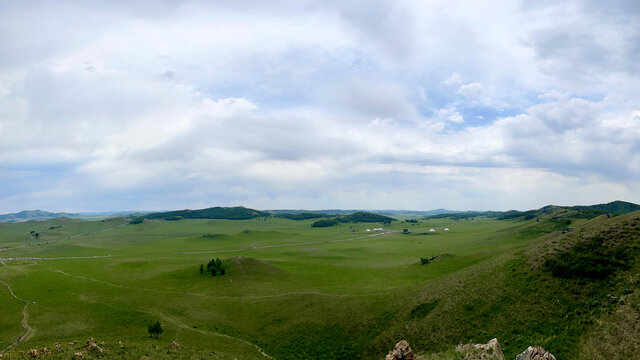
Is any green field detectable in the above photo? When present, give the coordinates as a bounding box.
[1,212,639,359]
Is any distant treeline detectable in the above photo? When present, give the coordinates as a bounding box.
[421,201,640,221]
[128,201,640,225]
[130,206,270,224]
[311,212,396,227]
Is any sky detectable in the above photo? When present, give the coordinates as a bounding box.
[1,0,639,213]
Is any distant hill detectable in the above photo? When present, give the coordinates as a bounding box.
[573,200,640,215]
[422,200,640,221]
[0,210,150,223]
[269,209,460,217]
[0,210,78,223]
[130,206,270,223]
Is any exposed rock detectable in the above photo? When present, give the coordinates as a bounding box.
[84,338,102,353]
[385,339,414,360]
[54,343,61,351]
[168,341,181,349]
[515,346,556,360]
[456,338,505,360]
[40,347,51,356]
[27,349,38,358]
[73,352,83,358]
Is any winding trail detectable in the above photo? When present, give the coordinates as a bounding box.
[39,265,273,358]
[150,311,273,359]
[0,264,35,354]
[178,230,398,255]
[46,264,384,300]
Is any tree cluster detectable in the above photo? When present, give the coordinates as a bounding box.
[201,257,226,276]
[147,321,163,338]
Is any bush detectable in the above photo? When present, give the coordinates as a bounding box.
[147,321,163,338]
[311,219,339,227]
[544,236,632,279]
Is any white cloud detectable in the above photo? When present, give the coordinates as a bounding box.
[443,73,464,86]
[457,82,486,99]
[1,1,639,212]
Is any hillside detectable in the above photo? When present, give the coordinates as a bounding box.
[422,200,640,221]
[0,210,78,223]
[0,205,639,359]
[130,206,269,223]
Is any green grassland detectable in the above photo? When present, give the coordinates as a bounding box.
[1,210,639,359]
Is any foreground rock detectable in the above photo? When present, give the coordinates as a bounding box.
[168,341,181,349]
[516,346,556,360]
[385,340,414,360]
[456,338,505,360]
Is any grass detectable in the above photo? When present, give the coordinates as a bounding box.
[1,212,639,359]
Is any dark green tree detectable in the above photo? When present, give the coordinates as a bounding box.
[147,321,163,338]
[199,264,204,274]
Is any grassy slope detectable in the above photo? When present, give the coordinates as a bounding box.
[0,212,638,359]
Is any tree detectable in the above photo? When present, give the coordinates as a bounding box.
[34,233,40,239]
[220,267,225,275]
[147,321,163,338]
[211,267,217,276]
[199,264,204,274]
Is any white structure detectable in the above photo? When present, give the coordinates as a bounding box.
[429,228,436,232]
[373,228,383,231]
[444,228,450,231]
[365,229,371,232]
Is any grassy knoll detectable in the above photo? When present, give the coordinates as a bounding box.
[1,211,638,359]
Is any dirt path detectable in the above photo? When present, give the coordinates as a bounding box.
[179,230,398,255]
[0,276,35,354]
[148,311,273,359]
[46,264,384,300]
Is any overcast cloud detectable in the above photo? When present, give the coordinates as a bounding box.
[1,0,639,212]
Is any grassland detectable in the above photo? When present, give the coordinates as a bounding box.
[0,211,639,359]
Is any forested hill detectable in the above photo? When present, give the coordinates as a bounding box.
[422,200,640,221]
[130,206,269,223]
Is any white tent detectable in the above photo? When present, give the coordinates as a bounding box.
[429,228,436,232]
[444,228,449,231]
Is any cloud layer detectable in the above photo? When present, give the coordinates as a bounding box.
[1,0,639,212]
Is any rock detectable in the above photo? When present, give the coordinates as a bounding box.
[27,349,39,358]
[455,338,505,360]
[168,341,181,349]
[40,347,51,356]
[515,346,556,360]
[73,352,83,358]
[84,338,102,353]
[54,343,61,350]
[385,339,414,360]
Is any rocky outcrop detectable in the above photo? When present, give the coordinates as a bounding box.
[515,346,556,360]
[384,338,556,360]
[385,340,414,360]
[84,338,102,353]
[168,341,181,349]
[456,338,505,360]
